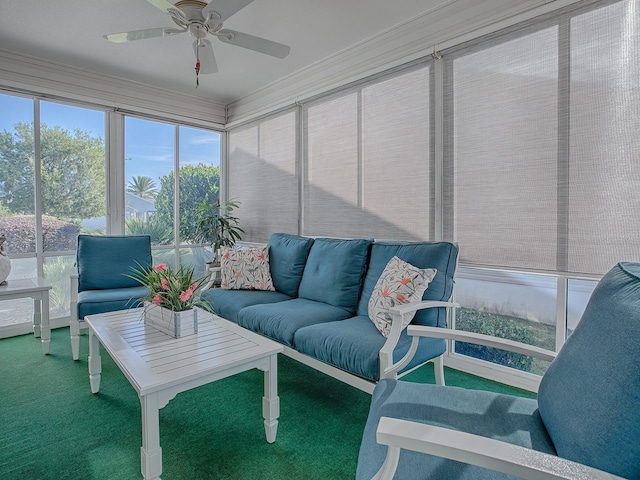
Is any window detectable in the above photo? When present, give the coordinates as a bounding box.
[0,95,107,326]
[444,0,640,275]
[454,268,556,375]
[125,117,174,245]
[443,0,640,375]
[124,117,221,276]
[228,64,433,244]
[0,95,220,333]
[228,109,298,242]
[178,125,220,272]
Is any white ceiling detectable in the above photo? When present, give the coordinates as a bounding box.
[0,0,453,105]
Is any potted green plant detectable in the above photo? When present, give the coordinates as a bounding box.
[195,199,244,265]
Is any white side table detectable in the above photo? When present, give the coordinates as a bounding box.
[0,277,52,354]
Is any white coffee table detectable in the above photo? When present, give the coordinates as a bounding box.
[85,308,284,480]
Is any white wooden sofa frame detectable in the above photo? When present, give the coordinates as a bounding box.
[204,263,457,394]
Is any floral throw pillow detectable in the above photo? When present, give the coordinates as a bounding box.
[220,245,275,291]
[368,256,437,338]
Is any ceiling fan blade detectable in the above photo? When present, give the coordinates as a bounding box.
[104,27,185,43]
[145,0,187,24]
[146,0,182,15]
[193,39,218,74]
[217,29,290,59]
[202,0,255,22]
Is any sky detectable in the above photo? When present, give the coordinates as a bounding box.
[0,92,221,188]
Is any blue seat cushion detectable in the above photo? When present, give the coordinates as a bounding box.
[297,237,373,314]
[357,241,458,327]
[237,298,352,347]
[294,315,446,382]
[537,262,640,479]
[356,379,556,480]
[77,235,152,291]
[268,233,315,297]
[200,288,292,323]
[77,286,148,319]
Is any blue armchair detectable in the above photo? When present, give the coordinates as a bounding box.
[69,234,152,360]
[357,262,640,479]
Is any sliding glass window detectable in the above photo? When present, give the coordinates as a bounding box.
[124,116,220,276]
[0,94,107,327]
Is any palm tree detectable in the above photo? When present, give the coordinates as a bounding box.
[126,176,158,199]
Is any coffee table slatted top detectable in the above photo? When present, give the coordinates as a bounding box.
[86,308,283,397]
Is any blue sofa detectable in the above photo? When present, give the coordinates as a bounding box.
[200,233,458,392]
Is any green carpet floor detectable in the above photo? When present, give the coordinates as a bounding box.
[0,328,534,479]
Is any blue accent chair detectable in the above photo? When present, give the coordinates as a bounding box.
[69,234,152,360]
[357,262,640,479]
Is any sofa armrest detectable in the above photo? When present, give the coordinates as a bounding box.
[373,417,624,480]
[379,301,459,378]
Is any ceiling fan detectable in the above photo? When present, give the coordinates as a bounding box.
[104,0,291,79]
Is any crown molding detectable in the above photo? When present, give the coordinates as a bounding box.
[0,49,226,128]
[226,0,581,126]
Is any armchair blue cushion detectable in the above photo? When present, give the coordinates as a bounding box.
[537,261,640,478]
[357,262,640,479]
[70,234,152,360]
[77,234,152,291]
[77,286,150,319]
[358,379,555,480]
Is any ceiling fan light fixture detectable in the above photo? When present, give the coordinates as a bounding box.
[103,0,290,79]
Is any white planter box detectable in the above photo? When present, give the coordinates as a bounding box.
[143,302,198,338]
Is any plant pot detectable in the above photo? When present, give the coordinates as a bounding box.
[143,302,198,338]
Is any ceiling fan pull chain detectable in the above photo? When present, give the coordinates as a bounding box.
[195,36,201,88]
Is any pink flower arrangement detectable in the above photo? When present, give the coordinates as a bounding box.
[129,262,206,312]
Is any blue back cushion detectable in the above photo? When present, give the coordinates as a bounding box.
[77,235,152,292]
[297,238,372,313]
[357,241,458,327]
[537,262,640,479]
[268,233,315,297]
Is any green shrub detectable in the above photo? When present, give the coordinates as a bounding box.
[455,308,536,372]
[0,215,79,254]
[125,216,172,245]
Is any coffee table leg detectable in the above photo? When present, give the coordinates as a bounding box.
[140,394,163,480]
[262,354,280,443]
[88,329,102,393]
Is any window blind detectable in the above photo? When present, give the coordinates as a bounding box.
[227,109,298,243]
[443,0,640,275]
[303,64,433,240]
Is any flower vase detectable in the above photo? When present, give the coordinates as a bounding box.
[143,302,198,338]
